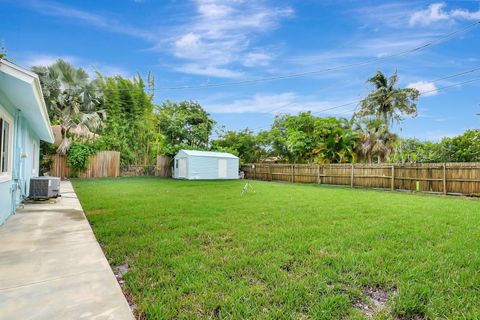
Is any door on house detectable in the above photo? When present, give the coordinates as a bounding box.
[178,158,186,178]
[218,159,227,178]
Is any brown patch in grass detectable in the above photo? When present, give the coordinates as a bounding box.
[354,287,397,318]
[86,209,111,215]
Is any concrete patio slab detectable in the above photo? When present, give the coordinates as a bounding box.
[0,181,135,320]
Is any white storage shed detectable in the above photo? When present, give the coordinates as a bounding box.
[173,150,239,180]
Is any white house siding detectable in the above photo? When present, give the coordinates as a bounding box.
[0,60,52,225]
[0,102,14,224]
[0,101,41,224]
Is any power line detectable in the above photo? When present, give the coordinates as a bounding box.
[252,66,480,119]
[72,20,479,92]
[309,71,480,116]
[156,20,479,90]
[247,74,480,132]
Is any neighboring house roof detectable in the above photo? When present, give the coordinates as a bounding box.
[51,125,99,146]
[177,149,239,159]
[0,59,54,143]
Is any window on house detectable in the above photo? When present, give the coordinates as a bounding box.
[0,116,12,178]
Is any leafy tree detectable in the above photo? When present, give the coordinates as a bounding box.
[157,100,215,156]
[439,130,480,162]
[98,74,158,165]
[32,60,105,154]
[268,112,316,163]
[359,71,419,126]
[392,138,443,163]
[391,130,480,163]
[312,117,357,163]
[261,113,357,164]
[212,129,263,163]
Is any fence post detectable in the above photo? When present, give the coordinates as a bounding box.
[351,164,354,188]
[291,165,294,183]
[269,165,273,181]
[317,164,320,184]
[443,163,447,195]
[253,164,256,180]
[391,165,395,191]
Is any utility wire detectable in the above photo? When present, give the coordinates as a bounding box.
[251,65,480,118]
[156,20,480,90]
[77,20,479,92]
[248,75,480,132]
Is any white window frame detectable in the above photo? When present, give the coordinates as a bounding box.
[0,106,14,183]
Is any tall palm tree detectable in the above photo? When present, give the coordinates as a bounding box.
[32,60,105,154]
[359,71,419,126]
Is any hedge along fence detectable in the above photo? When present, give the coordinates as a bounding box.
[241,163,480,196]
[121,165,171,177]
[50,151,121,179]
[121,156,172,177]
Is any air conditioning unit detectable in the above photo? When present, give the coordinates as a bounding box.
[29,177,61,200]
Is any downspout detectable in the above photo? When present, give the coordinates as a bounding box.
[11,109,26,212]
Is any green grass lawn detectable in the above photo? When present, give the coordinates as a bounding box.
[72,177,480,320]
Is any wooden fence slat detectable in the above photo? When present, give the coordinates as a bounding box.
[443,163,447,195]
[49,151,120,179]
[241,162,480,196]
[391,165,395,191]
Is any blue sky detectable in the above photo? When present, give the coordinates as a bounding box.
[1,0,479,140]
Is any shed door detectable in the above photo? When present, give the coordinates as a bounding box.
[178,158,187,178]
[218,159,227,178]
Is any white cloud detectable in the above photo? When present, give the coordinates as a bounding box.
[23,54,79,67]
[175,33,201,51]
[168,0,293,77]
[409,2,480,26]
[198,2,233,18]
[21,53,129,79]
[204,92,356,115]
[21,1,292,78]
[243,52,273,67]
[355,2,419,28]
[27,1,155,41]
[407,81,438,96]
[451,8,480,20]
[409,3,450,26]
[174,64,244,79]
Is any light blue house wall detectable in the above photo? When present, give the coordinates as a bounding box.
[173,150,239,180]
[0,59,53,225]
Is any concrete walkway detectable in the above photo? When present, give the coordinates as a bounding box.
[0,181,135,320]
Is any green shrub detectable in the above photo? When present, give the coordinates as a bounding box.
[67,143,96,175]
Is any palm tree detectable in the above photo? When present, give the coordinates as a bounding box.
[32,60,105,154]
[355,118,397,163]
[359,71,419,126]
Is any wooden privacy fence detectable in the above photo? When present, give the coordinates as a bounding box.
[121,156,172,177]
[50,151,121,179]
[241,163,480,196]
